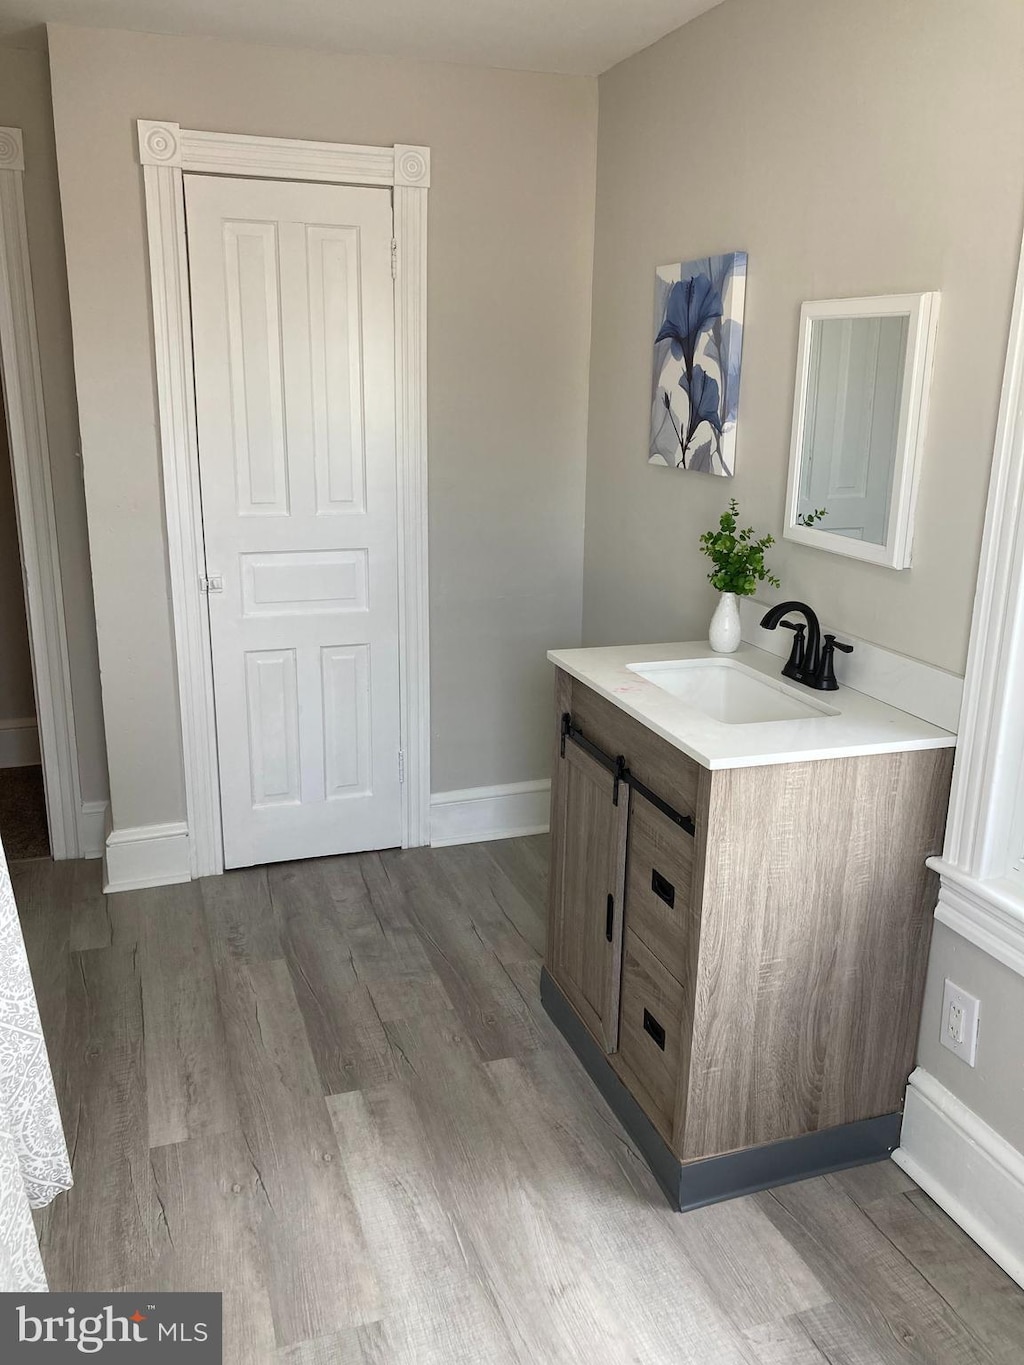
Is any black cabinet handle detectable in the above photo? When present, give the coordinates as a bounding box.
[643,1009,666,1050]
[605,894,614,943]
[651,868,675,908]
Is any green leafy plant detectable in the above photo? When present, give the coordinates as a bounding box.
[797,507,828,527]
[699,498,781,596]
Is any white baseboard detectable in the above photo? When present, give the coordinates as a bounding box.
[100,784,548,885]
[430,779,551,848]
[78,800,108,860]
[103,820,191,893]
[0,717,40,768]
[893,1067,1024,1289]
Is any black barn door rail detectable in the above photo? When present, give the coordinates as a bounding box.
[560,713,696,837]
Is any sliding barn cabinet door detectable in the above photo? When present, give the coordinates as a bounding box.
[547,733,630,1052]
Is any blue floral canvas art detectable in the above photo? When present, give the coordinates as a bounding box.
[649,252,747,476]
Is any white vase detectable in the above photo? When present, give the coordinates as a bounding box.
[709,591,741,654]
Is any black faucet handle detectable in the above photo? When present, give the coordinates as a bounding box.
[815,634,854,690]
[824,633,854,654]
[778,619,806,681]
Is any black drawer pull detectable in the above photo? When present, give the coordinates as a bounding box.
[606,894,614,943]
[643,1009,666,1050]
[651,868,675,908]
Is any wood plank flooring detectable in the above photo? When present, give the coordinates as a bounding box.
[15,837,1024,1364]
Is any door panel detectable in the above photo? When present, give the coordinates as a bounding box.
[186,175,402,869]
[222,219,289,515]
[321,644,371,797]
[548,735,629,1052]
[239,550,368,617]
[306,224,366,513]
[245,649,301,807]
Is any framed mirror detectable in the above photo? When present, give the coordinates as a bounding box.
[784,292,940,569]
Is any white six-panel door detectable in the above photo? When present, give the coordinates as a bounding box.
[185,175,402,869]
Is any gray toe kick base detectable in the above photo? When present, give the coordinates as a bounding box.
[540,966,903,1212]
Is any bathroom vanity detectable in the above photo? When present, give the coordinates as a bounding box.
[542,641,956,1210]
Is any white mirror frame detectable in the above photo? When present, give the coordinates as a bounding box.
[784,291,940,569]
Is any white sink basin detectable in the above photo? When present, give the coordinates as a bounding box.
[626,658,839,725]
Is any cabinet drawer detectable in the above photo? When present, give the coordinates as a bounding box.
[616,929,686,1139]
[626,788,697,979]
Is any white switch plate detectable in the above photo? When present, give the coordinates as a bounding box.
[940,978,980,1066]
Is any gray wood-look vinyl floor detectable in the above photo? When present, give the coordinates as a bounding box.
[15,838,1024,1364]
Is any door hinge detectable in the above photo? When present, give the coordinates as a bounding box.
[199,574,224,594]
[398,749,406,784]
[391,238,398,279]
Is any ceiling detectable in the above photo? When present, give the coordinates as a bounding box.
[0,0,724,75]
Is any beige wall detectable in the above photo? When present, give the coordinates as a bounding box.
[916,924,1024,1146]
[0,400,35,726]
[0,44,107,798]
[583,0,1024,673]
[46,24,597,830]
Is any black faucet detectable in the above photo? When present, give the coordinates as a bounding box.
[759,601,853,691]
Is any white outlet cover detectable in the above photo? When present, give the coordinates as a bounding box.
[940,978,980,1066]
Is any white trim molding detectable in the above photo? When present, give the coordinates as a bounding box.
[139,129,222,878]
[930,862,1024,980]
[79,799,108,860]
[393,165,430,853]
[103,820,191,893]
[0,717,40,768]
[137,120,431,878]
[0,126,82,858]
[894,1068,1024,1290]
[944,225,1024,879]
[925,217,1024,973]
[430,779,551,848]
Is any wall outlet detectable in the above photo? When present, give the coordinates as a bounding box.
[940,978,980,1066]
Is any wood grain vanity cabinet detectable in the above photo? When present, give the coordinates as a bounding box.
[543,667,954,1210]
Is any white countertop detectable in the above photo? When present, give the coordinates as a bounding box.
[548,641,956,771]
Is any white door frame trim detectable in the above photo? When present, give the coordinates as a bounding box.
[137,120,431,877]
[927,213,1024,974]
[0,126,82,859]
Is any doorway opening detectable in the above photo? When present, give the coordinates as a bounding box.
[0,124,84,862]
[0,370,49,859]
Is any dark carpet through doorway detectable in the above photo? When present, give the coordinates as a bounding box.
[0,763,50,859]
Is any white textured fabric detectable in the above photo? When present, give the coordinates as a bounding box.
[0,835,72,1291]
